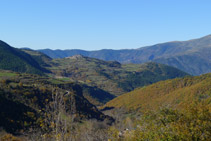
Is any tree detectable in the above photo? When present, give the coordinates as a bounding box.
[41,88,76,141]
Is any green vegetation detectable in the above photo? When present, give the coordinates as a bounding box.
[0,40,210,140]
[0,41,48,75]
[0,71,17,77]
[0,70,113,136]
[21,49,52,68]
[107,101,211,140]
[49,55,189,97]
[0,39,190,105]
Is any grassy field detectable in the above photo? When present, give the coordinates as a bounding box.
[0,71,17,77]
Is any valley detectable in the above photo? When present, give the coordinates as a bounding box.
[0,39,210,140]
[1,1,211,140]
[48,55,188,100]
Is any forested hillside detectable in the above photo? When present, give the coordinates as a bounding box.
[0,40,189,106]
[103,73,211,140]
[0,41,48,75]
[0,40,210,140]
[21,49,52,68]
[0,71,113,136]
[48,55,188,99]
[105,73,211,112]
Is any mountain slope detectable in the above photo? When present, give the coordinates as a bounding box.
[0,41,48,75]
[48,55,189,98]
[21,48,52,68]
[0,70,113,134]
[38,35,211,75]
[104,73,211,112]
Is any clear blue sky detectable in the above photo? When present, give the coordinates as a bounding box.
[0,0,211,50]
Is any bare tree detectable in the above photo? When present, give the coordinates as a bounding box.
[42,88,76,141]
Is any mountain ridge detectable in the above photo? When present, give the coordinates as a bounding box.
[38,35,211,75]
[104,73,211,112]
[0,40,49,75]
[48,54,189,104]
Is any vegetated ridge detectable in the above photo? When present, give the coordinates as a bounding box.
[0,40,189,106]
[0,41,49,75]
[104,73,211,112]
[21,48,53,68]
[48,55,189,98]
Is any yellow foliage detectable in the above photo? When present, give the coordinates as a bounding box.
[86,79,92,83]
[119,100,211,140]
[107,126,119,140]
[0,134,22,141]
[105,74,211,112]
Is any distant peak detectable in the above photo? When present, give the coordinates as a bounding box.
[20,47,32,50]
[66,54,85,59]
[202,34,211,38]
[191,34,211,42]
[0,40,10,46]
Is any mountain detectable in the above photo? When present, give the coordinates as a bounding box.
[1,42,187,106]
[104,73,211,112]
[103,73,211,141]
[21,48,52,68]
[48,55,189,100]
[0,41,49,75]
[38,35,211,75]
[0,70,113,134]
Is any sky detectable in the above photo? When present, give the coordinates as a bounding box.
[0,0,211,50]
